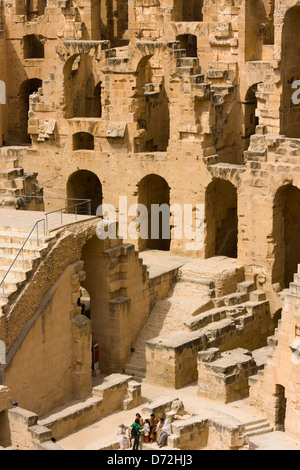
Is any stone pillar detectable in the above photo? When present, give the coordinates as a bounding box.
[71,315,92,399]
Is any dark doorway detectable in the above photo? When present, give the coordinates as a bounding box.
[137,174,171,251]
[176,34,197,57]
[205,179,238,258]
[275,384,287,431]
[72,132,94,150]
[273,185,300,288]
[23,35,44,59]
[18,78,42,143]
[67,170,102,215]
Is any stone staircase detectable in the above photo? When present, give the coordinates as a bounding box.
[243,418,273,438]
[206,61,237,86]
[0,226,50,311]
[124,258,273,380]
[0,147,42,209]
[124,273,215,379]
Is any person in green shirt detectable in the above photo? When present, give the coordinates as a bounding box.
[131,418,142,450]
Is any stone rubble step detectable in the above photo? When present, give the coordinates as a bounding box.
[244,425,274,438]
[1,167,24,180]
[237,281,255,293]
[267,335,278,348]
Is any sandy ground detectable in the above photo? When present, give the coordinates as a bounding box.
[57,380,300,451]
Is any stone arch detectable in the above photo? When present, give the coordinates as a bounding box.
[63,54,103,119]
[135,56,170,152]
[280,5,300,138]
[243,83,260,150]
[272,184,300,288]
[205,179,238,259]
[72,132,94,151]
[137,174,171,252]
[17,78,42,144]
[67,170,102,215]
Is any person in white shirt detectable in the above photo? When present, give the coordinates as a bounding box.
[156,418,171,448]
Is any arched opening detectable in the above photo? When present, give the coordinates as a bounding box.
[259,0,275,45]
[137,174,171,251]
[100,0,129,46]
[16,0,46,19]
[18,78,42,144]
[63,54,102,119]
[244,84,259,150]
[281,6,300,137]
[72,132,94,150]
[275,385,286,431]
[173,0,203,22]
[205,179,238,258]
[136,57,170,152]
[67,170,102,215]
[272,185,300,288]
[176,34,197,57]
[23,34,44,59]
[85,81,102,118]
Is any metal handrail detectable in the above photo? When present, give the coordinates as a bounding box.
[0,195,92,303]
[0,218,45,302]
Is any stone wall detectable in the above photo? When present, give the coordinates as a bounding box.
[197,348,260,403]
[4,260,92,416]
[146,299,273,389]
[249,264,300,441]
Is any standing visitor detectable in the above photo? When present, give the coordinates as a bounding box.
[149,413,158,444]
[131,418,142,450]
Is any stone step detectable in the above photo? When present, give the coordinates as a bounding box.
[237,281,255,294]
[211,85,235,95]
[172,49,187,59]
[144,83,161,95]
[244,425,274,438]
[0,196,18,207]
[3,159,19,170]
[0,242,47,256]
[214,291,249,307]
[176,276,215,295]
[206,68,228,80]
[0,253,35,269]
[267,335,278,348]
[176,57,199,68]
[0,285,18,301]
[124,365,146,379]
[0,265,29,280]
[0,184,23,195]
[248,375,260,386]
[1,167,24,180]
[249,290,266,302]
[190,74,205,84]
[184,306,228,331]
[0,230,47,247]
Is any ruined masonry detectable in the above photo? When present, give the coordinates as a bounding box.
[0,0,299,451]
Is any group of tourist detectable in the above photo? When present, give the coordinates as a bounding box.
[116,413,172,450]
